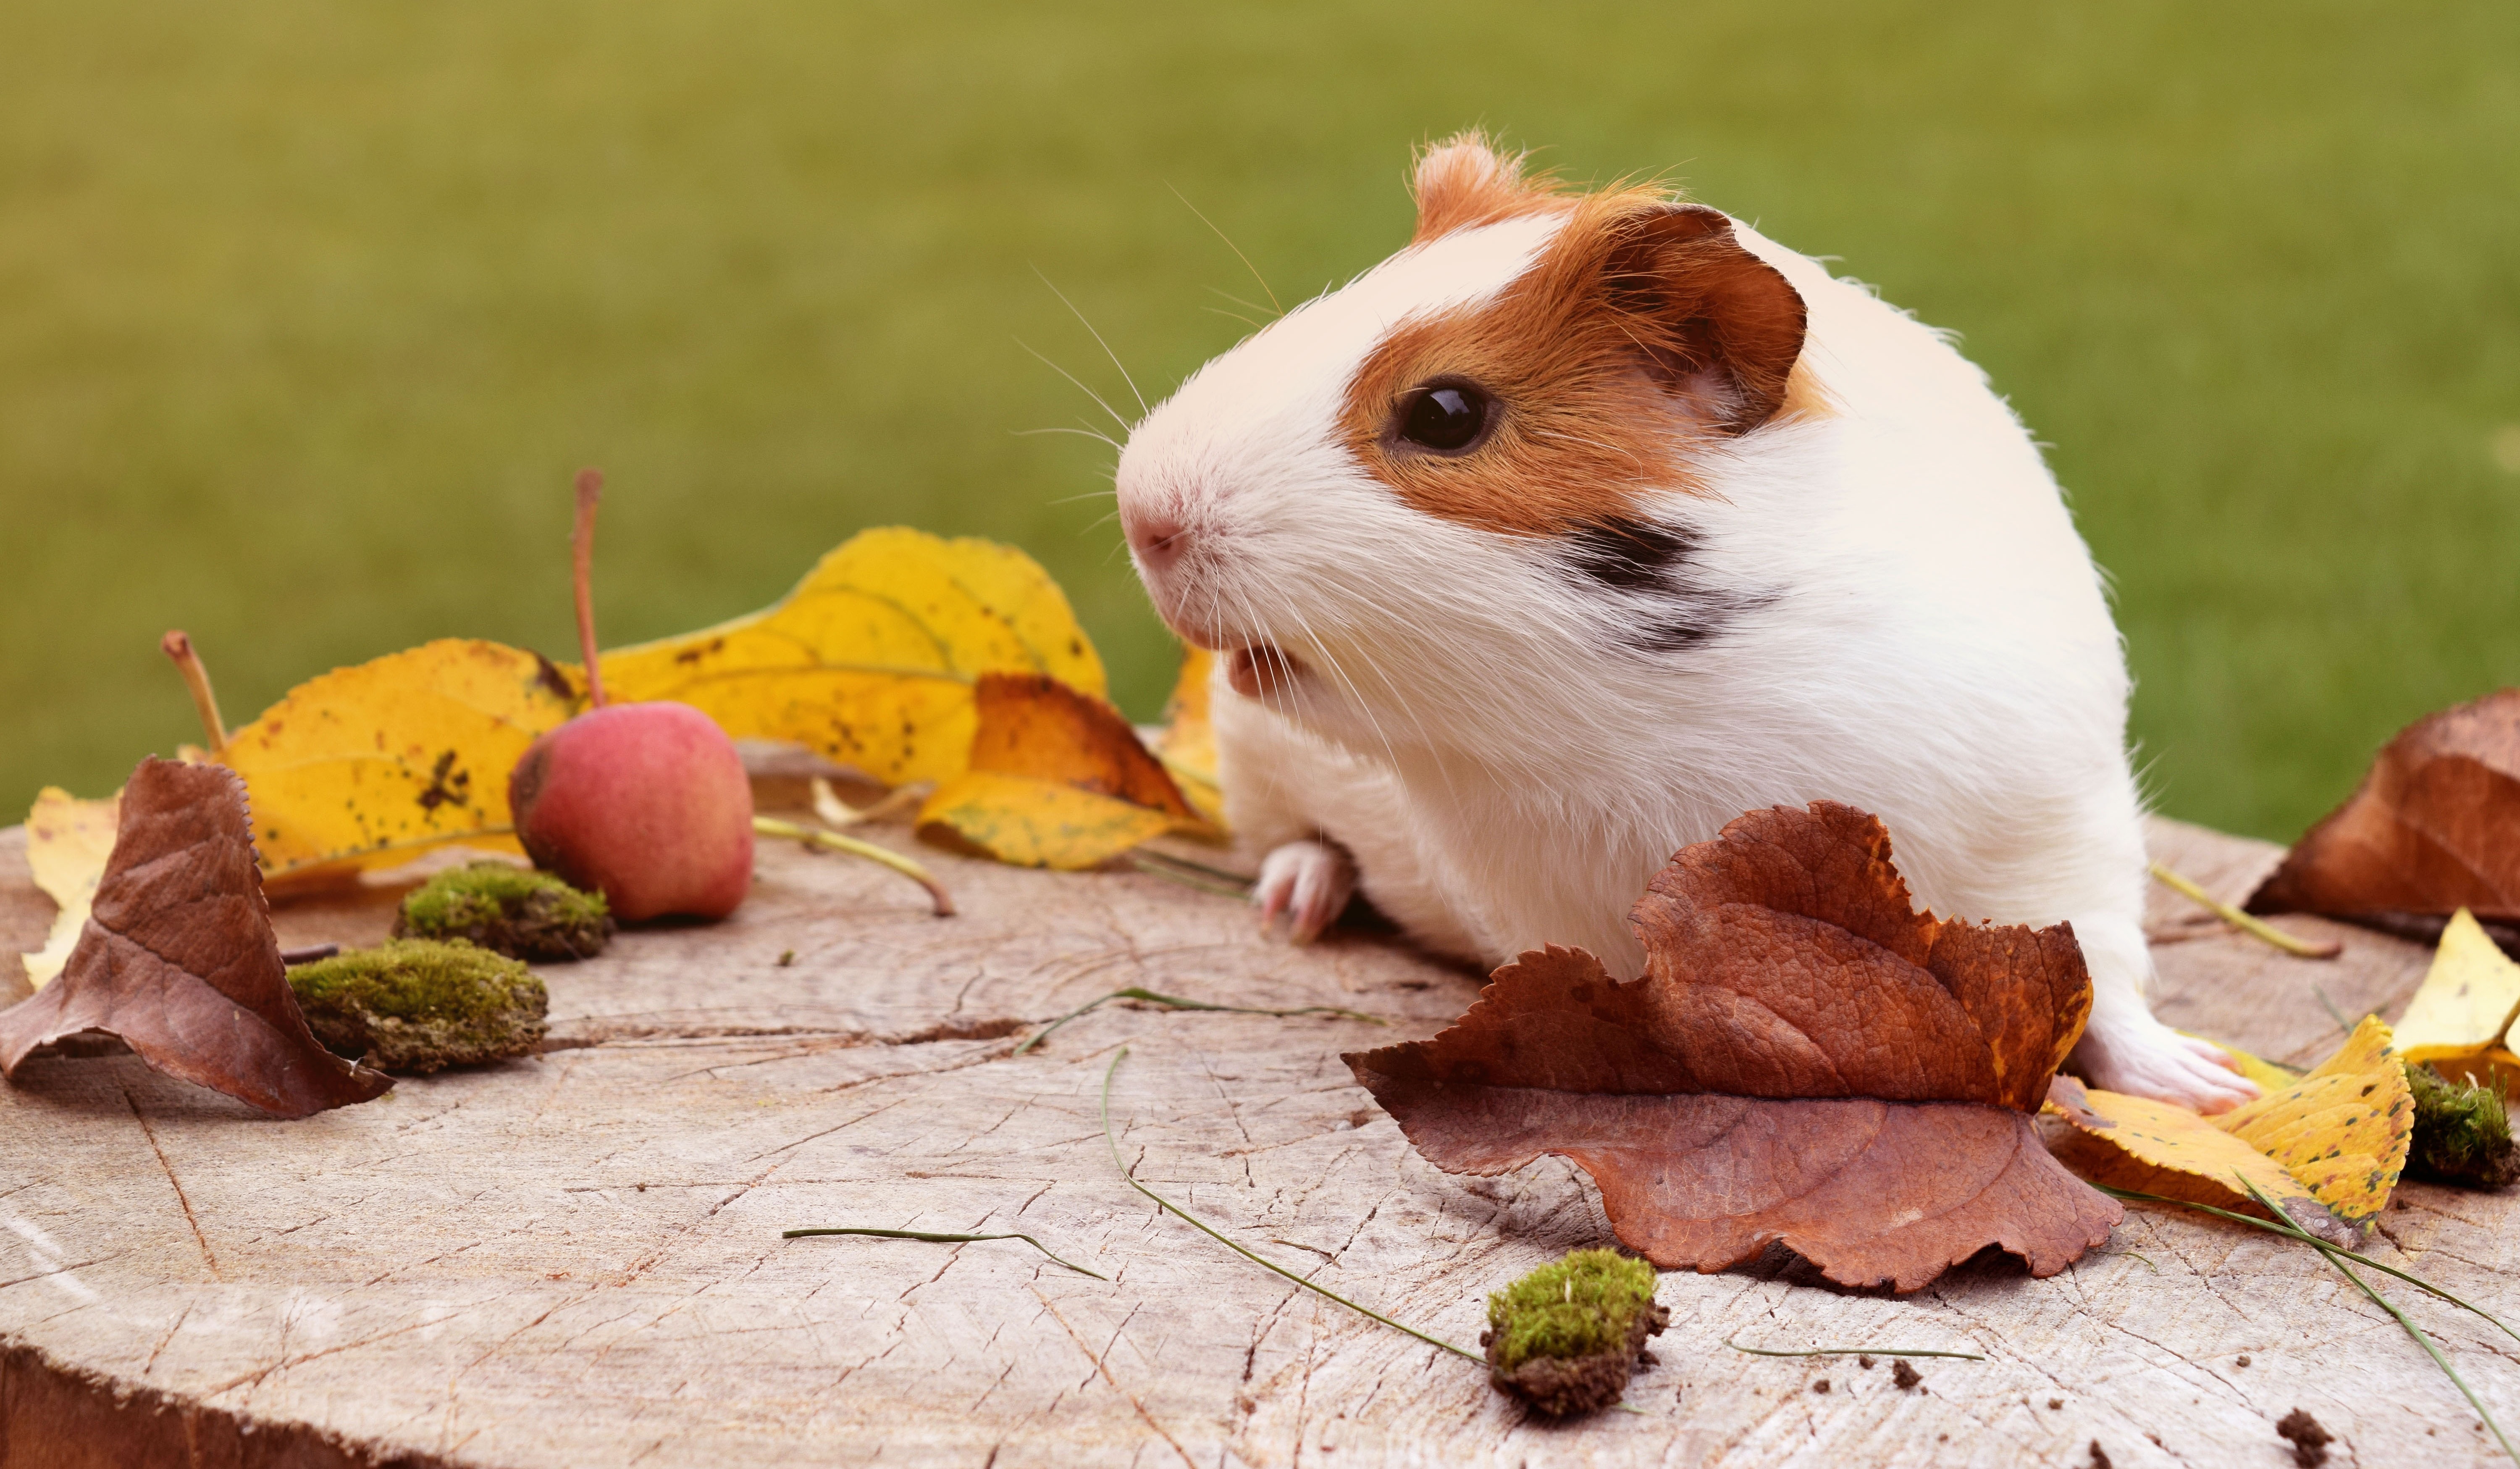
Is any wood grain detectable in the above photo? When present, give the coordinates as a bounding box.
[0,817,2507,1467]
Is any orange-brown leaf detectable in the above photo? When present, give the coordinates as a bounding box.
[967,672,1202,823]
[0,759,394,1117]
[1346,802,2119,1293]
[2248,689,2520,942]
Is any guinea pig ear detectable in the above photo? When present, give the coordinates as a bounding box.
[1596,203,1808,433]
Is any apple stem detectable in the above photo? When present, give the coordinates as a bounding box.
[160,630,230,757]
[572,468,609,708]
[753,816,956,917]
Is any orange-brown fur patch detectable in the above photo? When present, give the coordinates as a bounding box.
[1409,134,1579,245]
[1349,153,1811,538]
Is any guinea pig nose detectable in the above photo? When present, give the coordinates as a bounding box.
[1124,509,1192,571]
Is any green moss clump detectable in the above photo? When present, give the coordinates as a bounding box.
[288,939,549,1074]
[393,862,611,962]
[1480,1248,1668,1416]
[2405,1062,2519,1189]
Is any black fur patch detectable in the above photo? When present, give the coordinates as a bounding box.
[1556,517,1761,653]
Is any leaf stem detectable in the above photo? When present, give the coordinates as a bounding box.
[1100,1047,1481,1363]
[752,816,956,916]
[159,630,229,757]
[1020,986,1382,1056]
[781,1225,1105,1279]
[1725,1334,1984,1361]
[2231,1177,2517,1464]
[2148,862,2341,959]
[572,468,608,708]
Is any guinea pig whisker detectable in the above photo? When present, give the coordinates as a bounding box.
[1301,608,1459,804]
[1015,338,1134,435]
[1015,426,1126,452]
[1204,286,1276,319]
[1168,183,1284,318]
[1032,268,1149,419]
[1202,306,1265,331]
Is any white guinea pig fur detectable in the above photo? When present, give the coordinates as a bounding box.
[1112,134,2255,1112]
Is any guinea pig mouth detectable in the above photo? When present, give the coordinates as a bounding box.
[1226,643,1305,699]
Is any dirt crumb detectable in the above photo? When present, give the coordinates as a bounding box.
[2087,1441,2112,1469]
[2237,1354,2251,1367]
[1892,1360,1922,1391]
[2276,1409,2334,1467]
[1858,1354,1874,1369]
[2048,1397,2064,1409]
[1812,1380,1829,1394]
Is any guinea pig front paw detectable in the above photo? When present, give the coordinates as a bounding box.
[1254,839,1357,945]
[2071,1018,2262,1115]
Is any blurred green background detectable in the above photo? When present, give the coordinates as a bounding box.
[3,0,2514,840]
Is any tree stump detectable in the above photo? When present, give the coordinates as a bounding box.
[0,816,2507,1467]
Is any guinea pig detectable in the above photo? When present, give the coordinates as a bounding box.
[1113,133,2255,1113]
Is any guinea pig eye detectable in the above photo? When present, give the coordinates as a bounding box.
[1395,381,1491,453]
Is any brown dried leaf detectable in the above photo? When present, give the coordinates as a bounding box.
[1345,802,2119,1293]
[0,759,394,1117]
[2248,689,2520,941]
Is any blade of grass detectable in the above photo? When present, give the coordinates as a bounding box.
[2094,1183,2518,1341]
[1018,986,1382,1056]
[1129,853,1254,900]
[1725,1335,1984,1361]
[1129,848,1254,888]
[2232,1177,2517,1464]
[2149,862,2342,959]
[782,1225,1105,1280]
[754,815,955,916]
[1099,1047,1481,1363]
[2313,984,2362,1035]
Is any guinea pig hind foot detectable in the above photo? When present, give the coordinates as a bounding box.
[1254,839,1357,944]
[2071,1014,2260,1115]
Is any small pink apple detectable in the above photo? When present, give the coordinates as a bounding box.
[509,702,753,922]
[506,467,754,922]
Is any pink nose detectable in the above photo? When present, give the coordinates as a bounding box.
[1124,508,1191,577]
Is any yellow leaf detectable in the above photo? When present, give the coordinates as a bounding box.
[1151,646,1224,828]
[2392,908,2520,1063]
[597,528,1104,787]
[2213,1014,2412,1231]
[2176,1029,2302,1092]
[18,788,121,990]
[2045,1075,2349,1239]
[218,639,580,893]
[2049,1015,2413,1240]
[2429,1049,2520,1094]
[917,771,1173,870]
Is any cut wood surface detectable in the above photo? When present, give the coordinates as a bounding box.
[0,815,2505,1468]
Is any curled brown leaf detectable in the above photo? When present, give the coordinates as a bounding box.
[0,759,394,1117]
[2248,689,2520,952]
[1346,802,2119,1293]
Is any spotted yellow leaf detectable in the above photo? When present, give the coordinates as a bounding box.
[218,639,580,893]
[598,528,1103,787]
[2393,909,2520,1064]
[2050,1016,2412,1240]
[917,771,1173,870]
[18,788,121,989]
[1152,646,1224,829]
[2045,1075,2357,1243]
[2214,1014,2413,1231]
